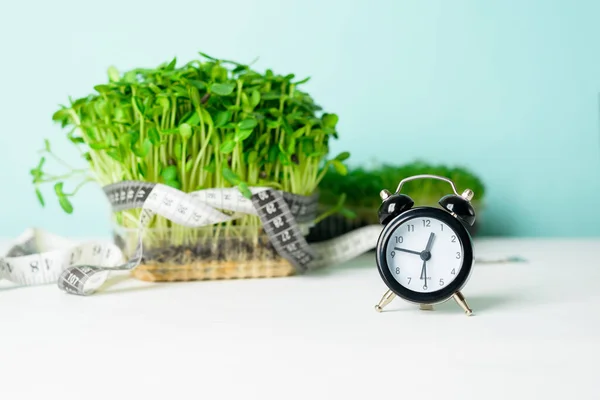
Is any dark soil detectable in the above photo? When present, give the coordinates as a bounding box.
[113,233,280,264]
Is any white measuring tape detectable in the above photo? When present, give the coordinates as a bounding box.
[0,181,382,295]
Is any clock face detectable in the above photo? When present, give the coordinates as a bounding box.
[384,215,464,294]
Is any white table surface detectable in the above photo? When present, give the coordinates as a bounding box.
[1,237,599,400]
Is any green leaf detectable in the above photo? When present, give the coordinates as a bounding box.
[293,76,310,85]
[250,90,261,108]
[262,93,281,101]
[335,151,351,161]
[133,138,152,158]
[247,150,258,164]
[94,84,112,93]
[148,127,160,145]
[44,139,51,152]
[166,57,177,70]
[89,141,109,150]
[161,165,178,181]
[278,152,291,166]
[54,182,64,196]
[188,80,206,89]
[107,66,120,82]
[179,123,192,140]
[51,108,71,123]
[235,129,253,142]
[292,127,306,138]
[241,92,251,112]
[35,188,45,207]
[322,113,339,128]
[204,160,216,173]
[158,96,170,110]
[38,156,46,169]
[210,82,235,96]
[143,95,155,111]
[81,126,97,141]
[58,195,73,214]
[215,111,232,127]
[211,65,228,81]
[69,136,85,144]
[232,65,247,74]
[237,182,252,199]
[119,133,135,147]
[132,97,145,115]
[30,157,46,182]
[54,182,73,214]
[199,52,219,61]
[222,167,241,185]
[281,117,293,136]
[268,145,279,163]
[173,87,189,99]
[149,83,161,94]
[185,158,194,172]
[106,149,123,162]
[182,111,200,126]
[332,160,348,175]
[266,119,280,129]
[238,118,257,130]
[165,179,181,189]
[287,138,296,154]
[180,110,195,124]
[256,134,269,147]
[220,140,236,154]
[199,107,214,126]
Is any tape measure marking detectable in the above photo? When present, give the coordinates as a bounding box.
[3,183,381,295]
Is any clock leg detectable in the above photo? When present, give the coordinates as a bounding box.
[419,304,434,311]
[375,290,396,312]
[453,291,473,316]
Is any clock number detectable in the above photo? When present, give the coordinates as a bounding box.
[407,224,415,232]
[395,267,400,274]
[451,235,456,243]
[395,236,403,243]
[407,277,411,284]
[456,252,461,259]
[391,251,396,258]
[439,278,444,286]
[451,268,456,275]
[440,224,444,231]
[422,219,430,227]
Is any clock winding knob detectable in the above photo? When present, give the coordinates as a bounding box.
[461,189,474,202]
[380,189,392,201]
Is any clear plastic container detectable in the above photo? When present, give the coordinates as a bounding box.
[113,225,295,282]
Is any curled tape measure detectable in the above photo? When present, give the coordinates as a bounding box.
[0,181,382,295]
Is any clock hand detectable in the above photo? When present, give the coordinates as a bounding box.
[394,247,421,256]
[420,233,434,290]
[424,232,435,252]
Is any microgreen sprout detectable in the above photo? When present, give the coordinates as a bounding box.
[32,52,350,247]
[318,161,486,213]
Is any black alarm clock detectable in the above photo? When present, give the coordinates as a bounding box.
[374,174,476,316]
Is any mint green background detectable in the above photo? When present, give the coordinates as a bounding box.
[1,0,599,238]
